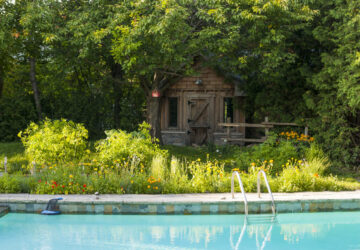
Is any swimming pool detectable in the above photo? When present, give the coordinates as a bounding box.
[1,212,359,249]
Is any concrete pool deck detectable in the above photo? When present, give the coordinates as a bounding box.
[0,191,359,214]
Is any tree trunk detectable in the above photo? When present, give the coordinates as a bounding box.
[147,94,163,145]
[29,57,42,120]
[111,63,123,129]
[0,72,4,99]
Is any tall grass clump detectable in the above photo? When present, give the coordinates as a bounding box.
[150,155,167,180]
[164,157,189,193]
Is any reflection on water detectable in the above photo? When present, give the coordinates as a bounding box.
[279,223,331,244]
[0,212,360,250]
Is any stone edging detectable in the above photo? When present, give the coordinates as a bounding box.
[0,206,9,218]
[0,192,360,215]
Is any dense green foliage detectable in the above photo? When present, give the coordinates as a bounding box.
[0,0,359,171]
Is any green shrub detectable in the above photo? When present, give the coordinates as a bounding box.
[96,122,167,167]
[235,133,310,174]
[19,118,88,165]
[0,173,21,193]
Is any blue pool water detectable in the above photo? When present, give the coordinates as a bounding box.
[0,212,359,250]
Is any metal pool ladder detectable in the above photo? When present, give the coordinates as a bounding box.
[231,171,248,215]
[257,170,276,215]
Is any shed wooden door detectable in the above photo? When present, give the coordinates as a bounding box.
[187,97,212,145]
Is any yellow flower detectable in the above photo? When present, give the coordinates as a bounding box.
[131,180,134,184]
[197,158,201,162]
[155,186,158,190]
[269,159,274,163]
[69,175,73,178]
[147,185,150,189]
[94,168,98,171]
[251,162,256,167]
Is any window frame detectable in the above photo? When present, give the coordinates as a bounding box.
[168,97,179,128]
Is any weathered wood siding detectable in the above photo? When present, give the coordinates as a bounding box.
[161,68,245,146]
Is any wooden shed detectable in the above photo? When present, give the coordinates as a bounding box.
[160,67,246,146]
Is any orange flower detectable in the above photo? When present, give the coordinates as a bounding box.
[314,173,319,178]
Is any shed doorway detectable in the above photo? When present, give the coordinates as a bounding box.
[187,95,214,145]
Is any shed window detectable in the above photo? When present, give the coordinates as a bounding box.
[169,97,178,127]
[224,97,234,122]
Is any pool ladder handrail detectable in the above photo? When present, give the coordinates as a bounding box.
[257,170,276,215]
[231,171,248,215]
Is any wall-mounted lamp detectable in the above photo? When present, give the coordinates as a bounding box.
[195,79,203,85]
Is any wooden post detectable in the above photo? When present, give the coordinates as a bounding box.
[304,126,309,136]
[116,163,120,176]
[264,116,269,138]
[226,117,231,143]
[31,161,36,175]
[4,156,7,173]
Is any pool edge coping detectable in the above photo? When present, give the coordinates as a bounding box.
[1,192,360,214]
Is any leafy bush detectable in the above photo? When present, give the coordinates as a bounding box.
[19,118,88,165]
[0,173,21,193]
[235,132,315,174]
[96,122,167,167]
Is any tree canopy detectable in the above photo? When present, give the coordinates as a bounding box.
[0,0,359,169]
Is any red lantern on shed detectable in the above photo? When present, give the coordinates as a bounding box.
[152,89,161,98]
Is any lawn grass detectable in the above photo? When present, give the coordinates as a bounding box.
[0,142,24,156]
[0,142,27,172]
